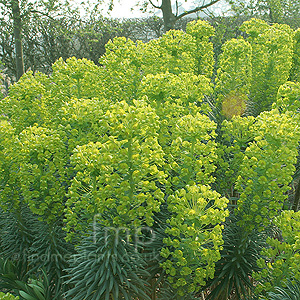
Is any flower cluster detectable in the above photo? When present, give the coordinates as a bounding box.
[236,110,300,231]
[241,19,294,113]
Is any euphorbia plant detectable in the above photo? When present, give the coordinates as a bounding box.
[0,18,300,300]
[214,38,252,118]
[240,18,294,114]
[254,210,300,296]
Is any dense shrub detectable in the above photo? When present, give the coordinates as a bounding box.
[0,18,299,299]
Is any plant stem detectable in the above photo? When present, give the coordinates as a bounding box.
[292,179,300,211]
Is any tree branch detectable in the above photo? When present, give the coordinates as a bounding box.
[175,0,178,16]
[176,0,221,20]
[148,0,162,9]
[23,9,55,20]
[24,9,91,25]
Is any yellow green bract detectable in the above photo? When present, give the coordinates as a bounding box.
[0,17,300,297]
[0,292,19,300]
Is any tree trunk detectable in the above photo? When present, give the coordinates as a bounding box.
[11,0,24,81]
[161,0,176,31]
[267,0,282,23]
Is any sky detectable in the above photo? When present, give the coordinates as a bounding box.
[99,0,229,19]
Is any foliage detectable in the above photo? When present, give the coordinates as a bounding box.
[0,20,228,297]
[65,99,166,233]
[268,279,300,300]
[0,207,73,299]
[0,292,19,300]
[186,20,215,78]
[254,210,300,296]
[214,38,252,118]
[240,18,294,114]
[215,115,255,196]
[228,0,300,28]
[162,185,228,295]
[0,6,166,81]
[0,257,52,300]
[205,215,266,300]
[274,81,300,113]
[236,110,300,231]
[208,107,300,298]
[290,29,300,83]
[0,60,4,99]
[65,225,150,300]
[209,15,250,62]
[0,17,300,299]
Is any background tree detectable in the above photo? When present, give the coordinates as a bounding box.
[10,0,24,80]
[229,0,300,28]
[137,0,222,31]
[0,0,107,81]
[0,0,25,80]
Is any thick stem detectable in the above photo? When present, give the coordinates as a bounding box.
[77,78,81,98]
[292,179,300,211]
[150,277,157,300]
[128,137,134,201]
[186,140,195,184]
